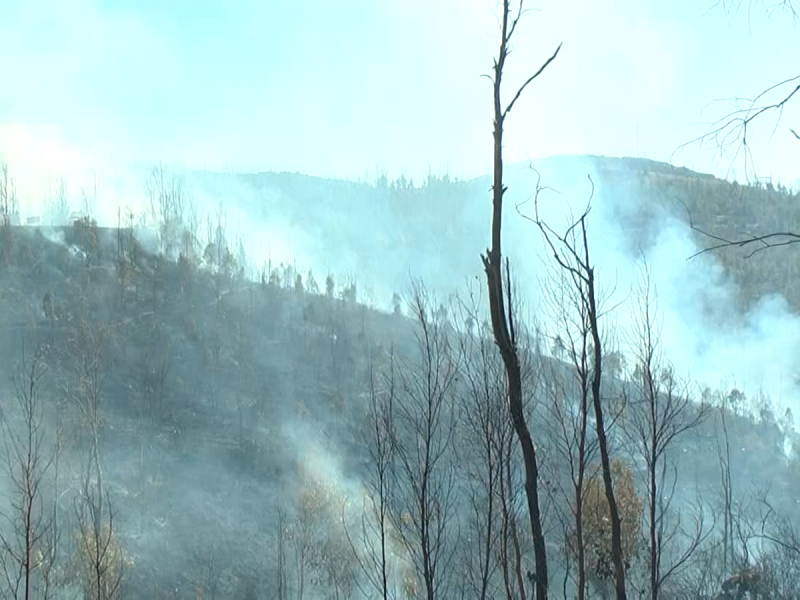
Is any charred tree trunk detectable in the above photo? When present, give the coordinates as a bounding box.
[481,3,561,598]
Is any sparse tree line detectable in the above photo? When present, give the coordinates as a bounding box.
[261,263,800,600]
[0,333,132,599]
[2,223,799,600]
[0,159,384,319]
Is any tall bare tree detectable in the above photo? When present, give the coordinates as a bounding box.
[457,298,501,599]
[481,2,561,596]
[716,394,736,577]
[679,0,799,178]
[63,319,110,533]
[494,394,537,600]
[388,283,460,600]
[623,263,711,599]
[0,162,19,224]
[519,176,627,598]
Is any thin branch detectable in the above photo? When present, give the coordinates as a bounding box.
[708,0,799,24]
[676,197,800,259]
[673,75,800,180]
[503,43,563,120]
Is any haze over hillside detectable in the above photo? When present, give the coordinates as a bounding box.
[14,154,793,433]
[0,160,797,597]
[2,0,799,598]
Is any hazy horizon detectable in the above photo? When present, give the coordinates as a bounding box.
[1,0,798,193]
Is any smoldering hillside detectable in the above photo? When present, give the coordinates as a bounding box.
[0,155,799,598]
[187,155,800,425]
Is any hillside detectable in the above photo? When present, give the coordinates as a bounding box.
[186,155,800,315]
[588,155,800,311]
[0,156,799,597]
[0,221,414,597]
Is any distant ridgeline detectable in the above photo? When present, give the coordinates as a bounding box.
[193,156,800,314]
[589,155,800,314]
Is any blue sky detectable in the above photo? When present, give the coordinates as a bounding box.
[0,0,797,192]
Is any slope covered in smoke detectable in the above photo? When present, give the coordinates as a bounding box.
[189,154,800,312]
[3,154,800,596]
[0,215,797,597]
[183,155,800,427]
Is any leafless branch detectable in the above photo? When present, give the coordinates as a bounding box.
[679,197,800,259]
[707,0,799,23]
[503,43,563,120]
[673,75,800,180]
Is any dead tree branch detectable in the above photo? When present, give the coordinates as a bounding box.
[679,198,800,259]
[674,74,800,180]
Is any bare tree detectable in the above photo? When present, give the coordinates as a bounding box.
[211,202,229,270]
[518,175,628,598]
[457,298,501,599]
[481,2,561,596]
[112,206,140,303]
[182,192,201,265]
[677,73,800,182]
[273,504,289,600]
[286,477,356,600]
[344,349,396,599]
[622,262,711,599]
[494,403,536,600]
[745,490,800,596]
[669,389,761,595]
[139,323,172,428]
[540,261,599,600]
[453,284,542,600]
[711,0,799,20]
[388,283,460,600]
[684,207,800,259]
[0,344,58,599]
[114,205,126,301]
